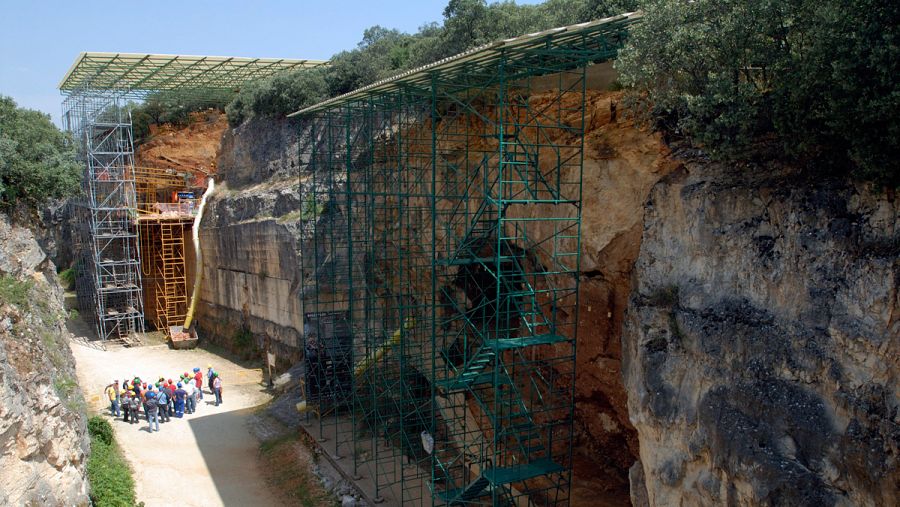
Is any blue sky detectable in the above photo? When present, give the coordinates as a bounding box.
[1,0,542,125]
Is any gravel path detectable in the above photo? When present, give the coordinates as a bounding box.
[70,340,282,507]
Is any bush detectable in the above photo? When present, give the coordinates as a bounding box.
[0,96,81,209]
[88,416,114,445]
[616,0,900,187]
[87,416,137,506]
[130,92,229,144]
[58,267,76,290]
[226,68,328,125]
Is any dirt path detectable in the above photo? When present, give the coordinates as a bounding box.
[70,340,282,507]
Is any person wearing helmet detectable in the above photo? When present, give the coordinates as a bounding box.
[193,367,204,401]
[122,389,131,423]
[105,379,120,418]
[183,378,195,414]
[173,382,187,418]
[165,380,176,415]
[142,385,153,422]
[145,391,160,432]
[128,390,141,425]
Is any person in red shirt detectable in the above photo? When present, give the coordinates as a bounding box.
[193,367,204,400]
[165,380,176,415]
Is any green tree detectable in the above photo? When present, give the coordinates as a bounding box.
[616,0,899,186]
[225,0,639,125]
[0,95,82,209]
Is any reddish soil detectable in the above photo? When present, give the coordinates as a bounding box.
[135,110,228,187]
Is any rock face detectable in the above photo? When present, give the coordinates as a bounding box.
[623,162,899,506]
[0,215,90,506]
[196,116,309,366]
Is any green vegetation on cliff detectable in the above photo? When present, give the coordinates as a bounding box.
[130,92,230,144]
[0,95,81,209]
[226,0,898,186]
[616,0,899,187]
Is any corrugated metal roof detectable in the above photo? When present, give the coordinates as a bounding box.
[59,52,327,93]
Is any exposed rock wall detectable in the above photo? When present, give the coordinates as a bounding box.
[0,215,89,506]
[196,116,309,366]
[623,163,899,506]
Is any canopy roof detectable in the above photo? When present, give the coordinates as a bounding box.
[59,52,326,94]
[290,12,640,116]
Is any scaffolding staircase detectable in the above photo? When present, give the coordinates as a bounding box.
[431,120,572,504]
[154,222,187,332]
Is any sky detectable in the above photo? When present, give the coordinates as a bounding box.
[0,0,543,126]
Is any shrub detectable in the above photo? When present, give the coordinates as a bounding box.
[130,92,229,144]
[226,67,328,126]
[234,327,253,350]
[58,267,76,290]
[88,416,114,445]
[87,416,137,506]
[0,96,81,209]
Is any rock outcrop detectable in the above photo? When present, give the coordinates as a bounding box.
[623,162,899,506]
[0,215,90,506]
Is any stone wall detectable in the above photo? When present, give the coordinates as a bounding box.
[623,162,899,506]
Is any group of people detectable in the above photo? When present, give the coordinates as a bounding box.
[103,365,224,432]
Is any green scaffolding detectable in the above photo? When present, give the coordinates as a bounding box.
[297,13,638,506]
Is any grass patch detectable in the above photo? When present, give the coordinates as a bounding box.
[258,434,332,507]
[86,416,138,507]
[300,195,325,221]
[0,275,32,307]
[275,209,303,224]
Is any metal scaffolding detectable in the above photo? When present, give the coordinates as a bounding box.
[66,94,145,340]
[296,13,638,506]
[60,53,325,340]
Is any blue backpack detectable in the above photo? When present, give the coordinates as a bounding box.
[156,390,168,405]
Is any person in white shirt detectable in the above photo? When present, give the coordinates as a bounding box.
[183,376,196,414]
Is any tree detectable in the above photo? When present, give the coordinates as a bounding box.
[616,0,899,186]
[225,0,639,125]
[0,95,82,209]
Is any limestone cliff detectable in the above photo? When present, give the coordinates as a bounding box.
[623,162,899,506]
[0,214,90,506]
[196,116,309,366]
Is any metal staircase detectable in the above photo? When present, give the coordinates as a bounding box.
[431,120,571,504]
